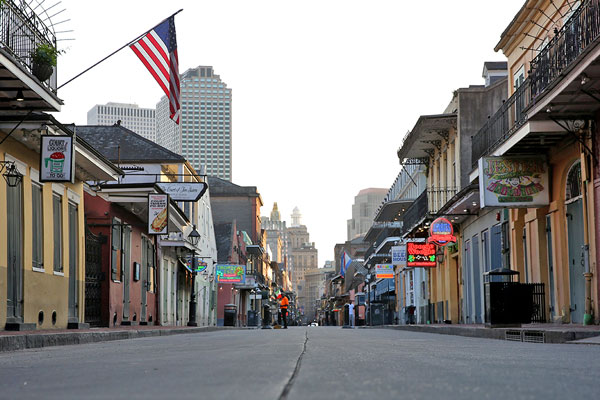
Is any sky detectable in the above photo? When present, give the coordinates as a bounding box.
[46,0,525,266]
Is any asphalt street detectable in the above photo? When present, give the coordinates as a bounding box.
[0,327,598,400]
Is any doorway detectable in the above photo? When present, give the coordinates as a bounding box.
[566,160,585,323]
[68,202,79,323]
[6,183,23,324]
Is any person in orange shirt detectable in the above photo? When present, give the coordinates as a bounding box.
[280,295,289,329]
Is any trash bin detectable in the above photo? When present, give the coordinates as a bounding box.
[484,268,534,326]
[343,304,350,327]
[370,303,384,326]
[262,304,271,328]
[247,310,258,327]
[224,304,237,327]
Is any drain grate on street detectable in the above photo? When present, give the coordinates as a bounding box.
[523,330,545,343]
[505,330,522,342]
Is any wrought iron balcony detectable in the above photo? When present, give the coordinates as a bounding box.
[472,0,600,168]
[471,79,531,168]
[401,190,428,234]
[0,0,57,91]
[530,0,600,98]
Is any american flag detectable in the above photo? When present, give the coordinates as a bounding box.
[130,16,180,124]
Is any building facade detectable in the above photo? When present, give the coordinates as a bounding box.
[86,102,156,142]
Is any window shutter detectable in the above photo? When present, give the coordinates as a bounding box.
[111,220,121,280]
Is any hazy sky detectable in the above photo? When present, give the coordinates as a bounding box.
[48,0,524,266]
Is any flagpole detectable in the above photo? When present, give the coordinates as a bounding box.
[57,9,183,90]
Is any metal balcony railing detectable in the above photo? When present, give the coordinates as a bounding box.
[530,0,600,98]
[472,0,600,168]
[471,79,531,168]
[0,0,57,91]
[427,186,459,214]
[402,190,428,234]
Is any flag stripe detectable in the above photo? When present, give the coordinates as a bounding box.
[138,36,170,80]
[130,43,169,96]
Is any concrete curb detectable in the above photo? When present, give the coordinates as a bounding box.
[0,326,248,353]
[381,325,600,344]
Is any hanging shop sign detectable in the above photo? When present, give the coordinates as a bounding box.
[391,244,407,268]
[39,135,74,182]
[375,264,394,279]
[180,256,208,273]
[427,217,457,246]
[406,242,436,267]
[148,194,169,235]
[479,156,549,207]
[156,182,208,202]
[216,264,246,284]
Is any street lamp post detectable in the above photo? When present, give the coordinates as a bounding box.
[366,272,371,326]
[187,225,201,327]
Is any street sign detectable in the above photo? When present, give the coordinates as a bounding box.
[391,245,407,268]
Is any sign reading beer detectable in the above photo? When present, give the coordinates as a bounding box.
[375,264,394,279]
[427,217,457,247]
[391,245,407,268]
[148,194,169,235]
[479,156,549,207]
[407,242,436,267]
[40,135,74,182]
[216,264,246,284]
[156,182,208,202]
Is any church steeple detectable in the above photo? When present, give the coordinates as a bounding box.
[270,202,281,222]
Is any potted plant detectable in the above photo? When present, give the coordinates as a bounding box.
[31,43,61,81]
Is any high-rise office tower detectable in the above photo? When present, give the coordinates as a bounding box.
[347,188,387,240]
[87,102,156,141]
[156,66,232,180]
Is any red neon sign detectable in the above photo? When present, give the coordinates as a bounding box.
[407,242,436,267]
[427,217,457,247]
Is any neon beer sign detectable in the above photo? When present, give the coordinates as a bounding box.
[427,217,457,247]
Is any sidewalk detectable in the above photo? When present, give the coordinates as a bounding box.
[0,325,248,353]
[381,323,600,344]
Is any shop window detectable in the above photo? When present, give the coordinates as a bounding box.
[32,183,44,270]
[111,218,122,281]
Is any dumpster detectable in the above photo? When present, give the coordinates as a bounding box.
[247,310,258,327]
[224,304,237,326]
[484,268,534,327]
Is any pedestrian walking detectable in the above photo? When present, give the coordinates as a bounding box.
[280,295,289,329]
[349,300,355,327]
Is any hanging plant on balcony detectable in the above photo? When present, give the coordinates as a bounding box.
[31,44,62,81]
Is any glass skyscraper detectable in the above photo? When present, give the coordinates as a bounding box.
[156,66,232,180]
